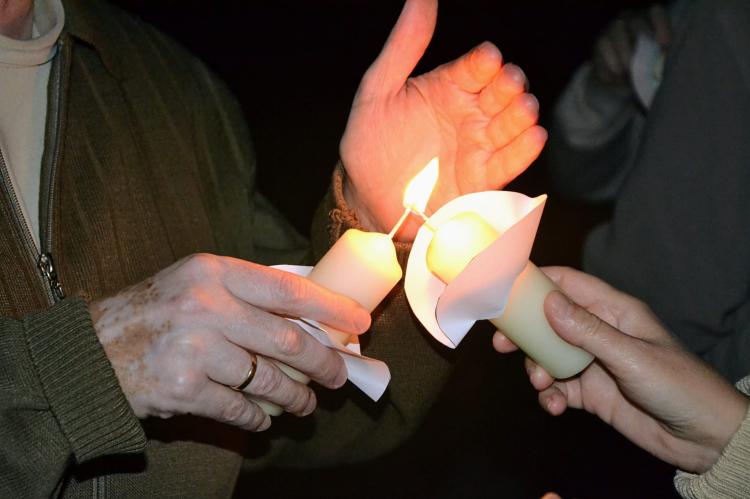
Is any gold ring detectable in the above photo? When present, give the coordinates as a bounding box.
[231,352,258,391]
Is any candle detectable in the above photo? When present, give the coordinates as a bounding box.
[425,211,593,379]
[307,229,402,344]
[253,158,441,416]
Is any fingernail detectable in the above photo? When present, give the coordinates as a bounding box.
[547,291,573,319]
[523,94,539,112]
[506,64,526,85]
[334,367,348,388]
[546,398,555,413]
[355,310,371,332]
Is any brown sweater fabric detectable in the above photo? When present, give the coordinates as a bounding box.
[0,1,452,497]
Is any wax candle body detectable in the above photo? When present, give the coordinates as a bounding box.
[426,213,593,379]
[258,229,402,416]
[307,229,403,343]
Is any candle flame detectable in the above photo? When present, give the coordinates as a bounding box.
[403,157,439,213]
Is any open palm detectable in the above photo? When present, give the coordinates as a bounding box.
[340,0,547,239]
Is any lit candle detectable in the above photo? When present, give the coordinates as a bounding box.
[425,211,593,379]
[255,159,440,416]
[307,229,402,344]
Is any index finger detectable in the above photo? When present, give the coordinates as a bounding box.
[221,257,371,335]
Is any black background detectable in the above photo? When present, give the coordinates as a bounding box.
[111,2,679,497]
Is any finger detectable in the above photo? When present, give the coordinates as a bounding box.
[525,357,555,391]
[221,259,371,335]
[544,290,645,377]
[486,93,539,149]
[485,125,547,188]
[649,4,671,47]
[594,37,625,83]
[610,18,633,71]
[492,330,518,353]
[205,346,316,416]
[192,383,271,432]
[539,385,569,416]
[479,63,527,115]
[358,0,437,97]
[223,299,348,389]
[440,41,503,93]
[540,266,620,307]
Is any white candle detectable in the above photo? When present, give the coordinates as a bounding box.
[426,212,593,379]
[256,158,437,416]
[307,229,403,344]
[258,229,403,416]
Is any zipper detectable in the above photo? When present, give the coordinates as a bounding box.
[0,39,66,304]
[0,147,63,302]
[39,37,66,303]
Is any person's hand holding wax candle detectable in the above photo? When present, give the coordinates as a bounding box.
[339,0,547,240]
[504,267,749,477]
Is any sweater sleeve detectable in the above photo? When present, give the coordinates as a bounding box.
[673,376,750,498]
[0,298,146,498]
[547,63,645,202]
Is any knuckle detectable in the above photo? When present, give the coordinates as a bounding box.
[169,371,203,402]
[182,253,221,279]
[579,311,605,340]
[174,287,211,315]
[273,271,309,307]
[247,407,269,432]
[274,326,305,357]
[221,396,249,424]
[289,387,315,415]
[250,364,284,396]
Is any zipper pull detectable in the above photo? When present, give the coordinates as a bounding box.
[37,252,65,301]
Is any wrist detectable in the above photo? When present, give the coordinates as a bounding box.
[342,175,381,233]
[692,390,750,474]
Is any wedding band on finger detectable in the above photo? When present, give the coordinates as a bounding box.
[231,352,258,391]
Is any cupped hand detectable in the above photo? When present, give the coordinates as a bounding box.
[89,253,371,431]
[341,0,547,239]
[496,267,748,473]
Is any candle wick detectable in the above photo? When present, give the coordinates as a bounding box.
[407,205,437,233]
[387,207,411,239]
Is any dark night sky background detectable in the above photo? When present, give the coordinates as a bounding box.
[110,2,678,498]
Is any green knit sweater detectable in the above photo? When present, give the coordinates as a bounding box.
[0,1,453,496]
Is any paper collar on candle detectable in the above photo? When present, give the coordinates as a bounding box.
[272,264,391,401]
[404,191,547,348]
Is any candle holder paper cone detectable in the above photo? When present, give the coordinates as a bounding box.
[404,191,546,347]
[272,265,391,401]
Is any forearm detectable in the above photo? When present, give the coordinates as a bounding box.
[0,298,145,497]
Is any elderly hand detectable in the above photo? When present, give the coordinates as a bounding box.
[341,0,547,239]
[493,267,749,474]
[89,253,371,432]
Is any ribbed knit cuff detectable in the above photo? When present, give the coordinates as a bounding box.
[24,297,146,464]
[314,162,412,269]
[674,377,750,498]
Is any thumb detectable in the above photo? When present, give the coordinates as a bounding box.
[359,0,437,97]
[544,291,641,375]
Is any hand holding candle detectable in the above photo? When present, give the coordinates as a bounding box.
[404,166,593,379]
